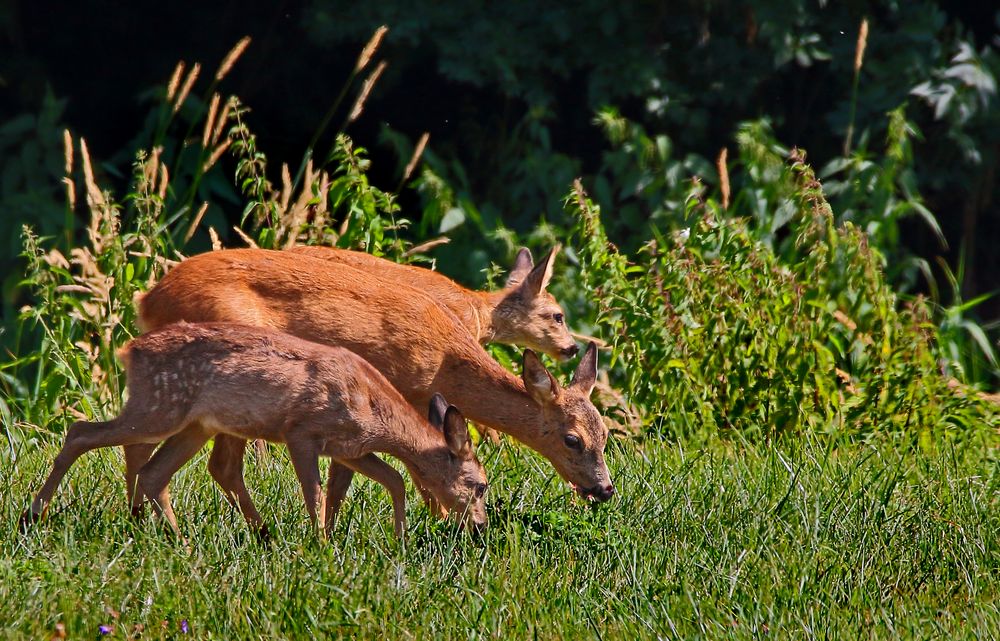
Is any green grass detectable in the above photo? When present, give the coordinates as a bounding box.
[3,429,999,640]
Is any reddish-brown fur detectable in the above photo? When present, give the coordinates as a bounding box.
[23,323,487,537]
[287,245,579,360]
[132,248,612,524]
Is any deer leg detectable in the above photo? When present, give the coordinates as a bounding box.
[339,454,407,538]
[286,439,324,533]
[138,423,211,538]
[324,462,355,535]
[24,413,181,526]
[207,435,267,535]
[124,443,156,518]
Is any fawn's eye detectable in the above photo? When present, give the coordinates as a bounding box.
[553,313,564,325]
[564,434,581,449]
[474,483,487,499]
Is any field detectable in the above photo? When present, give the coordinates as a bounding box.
[4,430,998,639]
[3,18,1000,640]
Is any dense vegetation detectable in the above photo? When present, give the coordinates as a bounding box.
[2,2,999,638]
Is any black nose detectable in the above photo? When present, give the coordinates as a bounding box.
[561,344,579,358]
[594,483,615,502]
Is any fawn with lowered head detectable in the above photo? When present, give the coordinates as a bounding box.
[23,322,488,537]
[288,244,579,360]
[132,249,612,530]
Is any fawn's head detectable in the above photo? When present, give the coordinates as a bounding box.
[521,342,614,502]
[424,394,488,531]
[492,247,578,361]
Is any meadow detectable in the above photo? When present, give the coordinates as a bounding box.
[5,430,999,639]
[3,29,1000,640]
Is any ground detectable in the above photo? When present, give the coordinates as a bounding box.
[3,431,998,639]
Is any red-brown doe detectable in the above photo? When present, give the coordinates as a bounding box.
[130,249,613,530]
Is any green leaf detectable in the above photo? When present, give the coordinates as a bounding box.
[439,207,466,234]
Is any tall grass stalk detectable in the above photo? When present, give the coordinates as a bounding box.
[843,18,869,156]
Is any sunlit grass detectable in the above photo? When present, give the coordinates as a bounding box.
[4,429,998,639]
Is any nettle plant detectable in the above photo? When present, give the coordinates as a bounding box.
[570,152,996,439]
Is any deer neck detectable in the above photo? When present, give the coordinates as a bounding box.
[377,412,453,482]
[465,290,500,345]
[440,353,547,450]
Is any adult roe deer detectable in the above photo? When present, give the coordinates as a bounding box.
[133,249,613,529]
[23,323,488,537]
[287,245,579,360]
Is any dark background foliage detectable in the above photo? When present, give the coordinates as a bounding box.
[2,0,998,362]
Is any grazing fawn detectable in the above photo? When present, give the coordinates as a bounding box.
[287,245,579,360]
[23,323,488,537]
[131,249,613,528]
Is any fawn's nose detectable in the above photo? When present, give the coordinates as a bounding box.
[594,483,615,502]
[561,344,580,359]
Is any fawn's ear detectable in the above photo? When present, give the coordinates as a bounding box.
[428,392,450,431]
[443,406,473,459]
[518,245,559,298]
[522,349,560,405]
[571,342,598,396]
[505,247,534,287]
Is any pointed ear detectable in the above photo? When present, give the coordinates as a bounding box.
[505,247,534,287]
[428,392,450,431]
[443,406,473,459]
[518,244,559,298]
[522,349,560,405]
[571,342,598,396]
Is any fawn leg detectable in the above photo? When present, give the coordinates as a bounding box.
[138,424,211,538]
[324,462,355,534]
[25,414,181,524]
[339,454,407,538]
[286,439,324,532]
[207,435,266,534]
[124,443,156,518]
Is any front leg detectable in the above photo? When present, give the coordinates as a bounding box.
[339,454,407,538]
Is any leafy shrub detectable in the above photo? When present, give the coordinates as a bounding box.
[570,152,997,439]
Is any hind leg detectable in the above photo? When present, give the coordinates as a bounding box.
[286,439,324,532]
[24,412,181,526]
[124,443,156,518]
[324,462,355,535]
[138,423,211,538]
[207,435,267,535]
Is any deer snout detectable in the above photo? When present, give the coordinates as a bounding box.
[560,344,579,359]
[574,480,615,503]
[593,482,615,502]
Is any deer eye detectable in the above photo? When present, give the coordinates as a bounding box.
[553,313,564,325]
[564,434,581,449]
[474,483,487,499]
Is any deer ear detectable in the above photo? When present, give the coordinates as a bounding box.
[443,406,473,459]
[522,349,560,405]
[571,342,598,396]
[518,244,559,298]
[505,247,534,287]
[428,392,450,431]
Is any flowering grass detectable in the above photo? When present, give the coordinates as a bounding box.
[3,428,999,639]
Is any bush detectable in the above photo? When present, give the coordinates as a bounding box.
[570,153,997,439]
